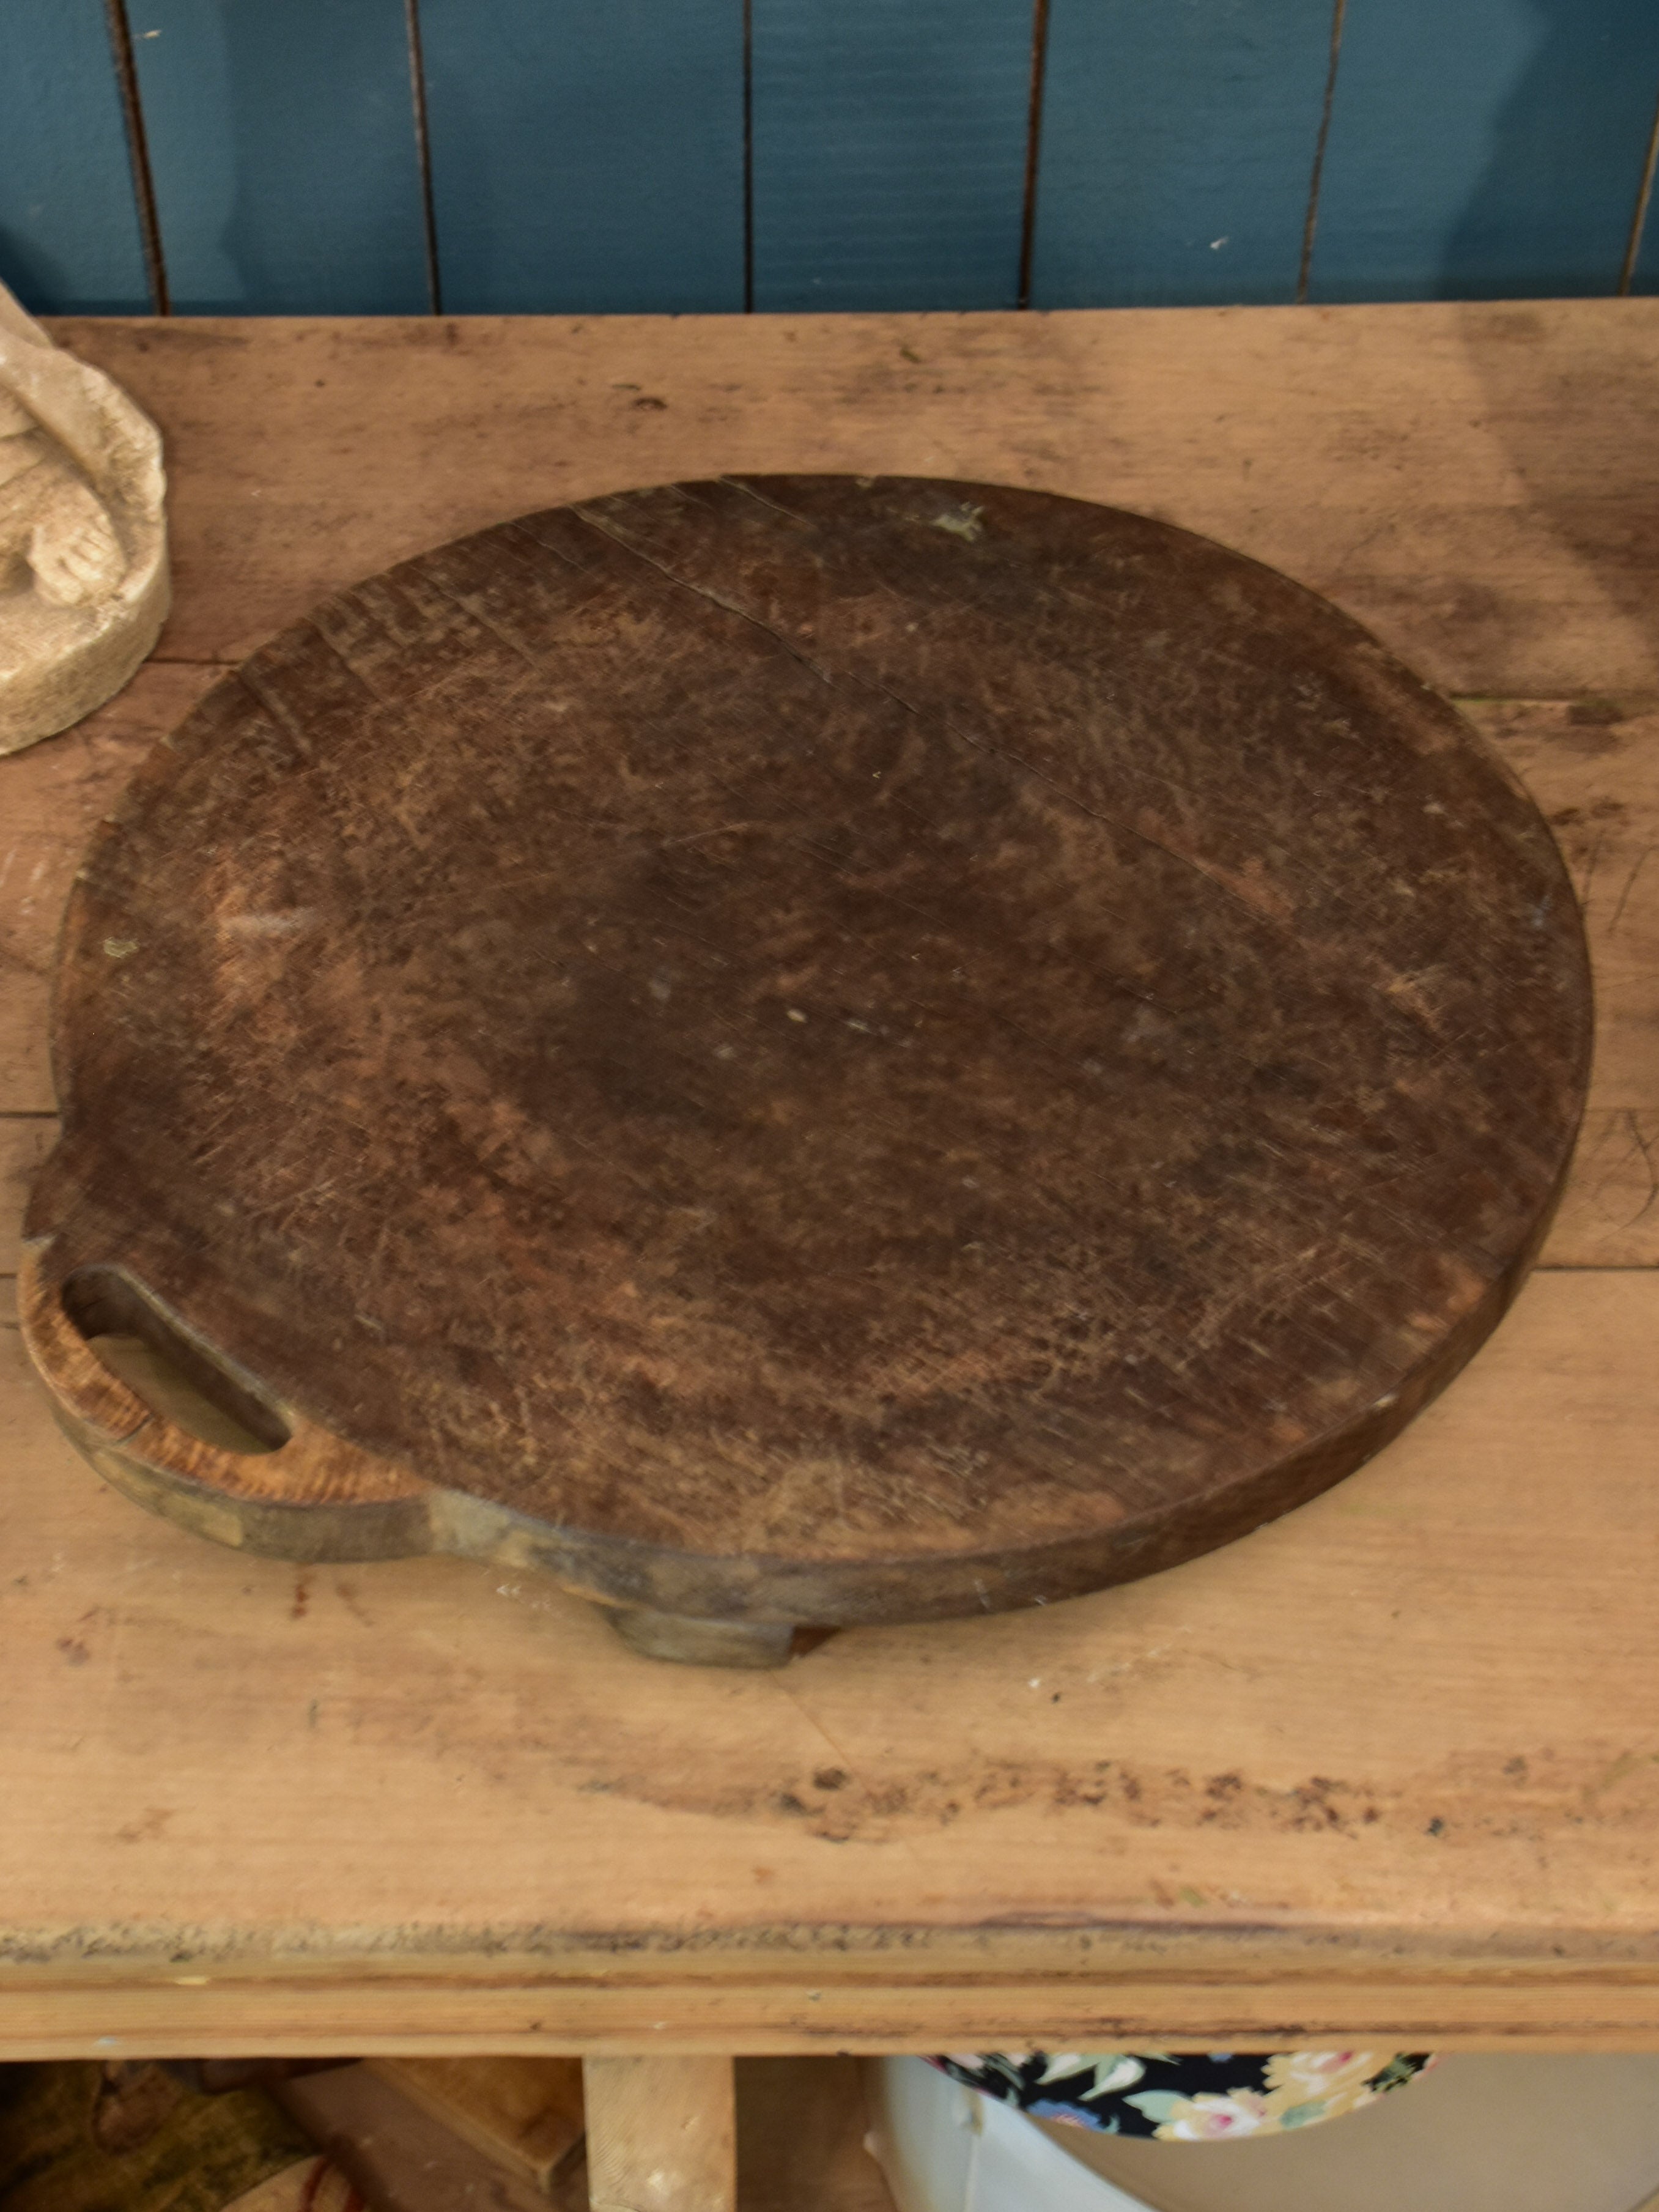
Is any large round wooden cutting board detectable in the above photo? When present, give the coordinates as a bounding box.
[21,477,1591,1661]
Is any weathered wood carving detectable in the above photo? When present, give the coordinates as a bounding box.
[0,282,168,753]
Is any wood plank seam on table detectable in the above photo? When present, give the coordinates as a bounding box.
[17,1917,1659,1972]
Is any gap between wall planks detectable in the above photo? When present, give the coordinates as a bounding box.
[0,0,152,313]
[1310,0,1659,306]
[418,0,746,317]
[1629,87,1659,292]
[6,1,1659,317]
[749,0,1033,313]
[1297,0,1348,302]
[1034,0,1336,309]
[124,0,432,316]
[101,0,169,315]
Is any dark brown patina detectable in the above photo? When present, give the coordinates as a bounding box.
[24,478,1592,1632]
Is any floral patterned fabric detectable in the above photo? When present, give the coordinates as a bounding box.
[932,2049,1436,2140]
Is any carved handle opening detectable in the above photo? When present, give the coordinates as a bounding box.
[61,1265,290,1457]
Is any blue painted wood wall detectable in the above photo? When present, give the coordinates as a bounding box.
[3,0,1657,316]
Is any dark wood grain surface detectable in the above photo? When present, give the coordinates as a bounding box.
[23,476,1592,1626]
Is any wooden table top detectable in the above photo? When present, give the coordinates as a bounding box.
[2,302,1657,2057]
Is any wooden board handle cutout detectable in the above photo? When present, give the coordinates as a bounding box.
[17,1243,435,1555]
[17,1243,802,1665]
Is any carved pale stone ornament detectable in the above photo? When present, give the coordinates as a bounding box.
[0,281,168,753]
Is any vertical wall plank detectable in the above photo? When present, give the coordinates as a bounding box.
[1030,0,1334,309]
[0,0,151,313]
[127,0,430,313]
[1622,93,1659,294]
[1311,0,1659,301]
[750,0,1034,313]
[420,0,744,314]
